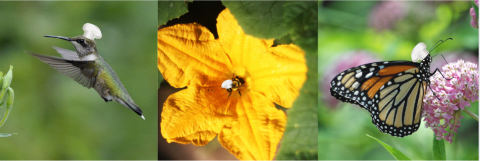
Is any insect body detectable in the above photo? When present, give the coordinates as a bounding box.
[221,75,245,97]
[329,38,451,137]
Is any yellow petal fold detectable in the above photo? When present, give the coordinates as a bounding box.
[215,9,307,108]
[250,44,307,108]
[161,85,238,146]
[218,92,286,160]
[216,9,274,70]
[158,24,233,88]
[160,86,237,146]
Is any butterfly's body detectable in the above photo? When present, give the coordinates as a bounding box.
[330,53,434,137]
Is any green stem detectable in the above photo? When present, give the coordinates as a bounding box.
[0,87,13,128]
[463,108,479,121]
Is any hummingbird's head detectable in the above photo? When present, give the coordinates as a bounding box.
[44,35,97,58]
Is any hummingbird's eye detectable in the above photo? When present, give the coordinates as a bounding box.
[77,39,85,44]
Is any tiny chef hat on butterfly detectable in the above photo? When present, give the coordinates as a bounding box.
[411,42,428,62]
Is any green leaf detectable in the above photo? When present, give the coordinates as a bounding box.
[283,1,318,55]
[472,0,479,21]
[222,1,288,39]
[367,134,411,160]
[276,48,318,160]
[433,134,446,160]
[158,1,189,26]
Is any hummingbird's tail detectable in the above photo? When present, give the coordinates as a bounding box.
[116,97,144,120]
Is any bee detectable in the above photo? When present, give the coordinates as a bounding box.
[221,74,245,97]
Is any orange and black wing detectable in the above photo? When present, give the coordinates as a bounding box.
[330,61,428,137]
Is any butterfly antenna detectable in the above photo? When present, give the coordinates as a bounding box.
[428,38,453,53]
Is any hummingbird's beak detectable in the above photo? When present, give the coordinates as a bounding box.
[44,35,70,41]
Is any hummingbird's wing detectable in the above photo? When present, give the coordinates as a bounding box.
[28,52,97,88]
[52,46,80,60]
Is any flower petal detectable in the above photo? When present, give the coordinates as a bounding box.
[216,9,307,108]
[251,44,307,107]
[216,9,274,69]
[161,85,238,146]
[218,92,286,160]
[158,24,232,88]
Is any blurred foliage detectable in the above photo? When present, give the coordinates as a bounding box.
[158,1,189,26]
[0,1,157,159]
[222,1,288,39]
[319,1,478,160]
[0,66,14,136]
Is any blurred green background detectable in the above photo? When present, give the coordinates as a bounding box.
[0,1,157,159]
[319,1,478,160]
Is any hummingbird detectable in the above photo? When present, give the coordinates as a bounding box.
[28,24,144,119]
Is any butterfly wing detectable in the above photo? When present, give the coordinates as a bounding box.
[330,61,428,137]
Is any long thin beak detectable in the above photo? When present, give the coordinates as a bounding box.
[44,35,70,41]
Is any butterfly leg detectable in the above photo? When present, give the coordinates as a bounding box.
[428,84,443,101]
[431,68,452,80]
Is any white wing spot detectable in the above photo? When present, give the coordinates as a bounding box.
[355,72,362,78]
[365,72,373,78]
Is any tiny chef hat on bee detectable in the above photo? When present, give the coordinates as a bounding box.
[83,23,102,40]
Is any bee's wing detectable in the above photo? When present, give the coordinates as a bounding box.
[52,46,80,60]
[28,51,96,88]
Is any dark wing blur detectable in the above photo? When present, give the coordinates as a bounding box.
[28,52,97,88]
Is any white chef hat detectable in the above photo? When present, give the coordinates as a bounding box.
[83,23,102,40]
[411,42,428,62]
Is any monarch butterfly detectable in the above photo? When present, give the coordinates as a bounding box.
[330,38,452,137]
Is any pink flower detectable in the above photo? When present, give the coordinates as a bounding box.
[423,60,479,143]
[369,1,407,31]
[471,0,479,28]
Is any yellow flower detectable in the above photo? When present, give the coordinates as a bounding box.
[158,9,307,160]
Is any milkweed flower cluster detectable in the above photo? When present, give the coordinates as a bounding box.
[471,0,479,28]
[423,60,479,143]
